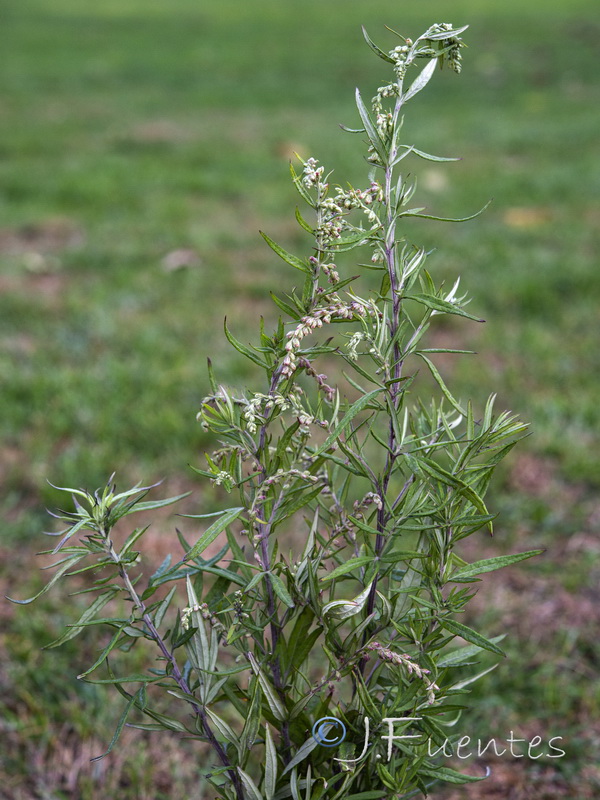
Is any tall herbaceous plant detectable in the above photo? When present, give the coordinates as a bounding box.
[13,23,540,800]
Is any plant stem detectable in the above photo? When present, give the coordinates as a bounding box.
[255,370,294,764]
[106,537,245,800]
[364,87,407,626]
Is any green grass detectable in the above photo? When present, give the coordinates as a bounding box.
[1,1,599,797]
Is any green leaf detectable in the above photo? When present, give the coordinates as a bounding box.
[264,724,278,800]
[424,24,469,41]
[405,293,483,322]
[260,231,311,274]
[323,582,373,619]
[7,554,85,605]
[44,589,118,648]
[376,763,397,790]
[82,673,161,684]
[403,58,437,103]
[205,708,242,759]
[281,736,320,776]
[224,318,270,369]
[419,348,474,355]
[282,607,317,674]
[77,623,129,678]
[312,389,382,457]
[91,686,145,761]
[270,291,300,319]
[417,354,466,416]
[153,585,177,628]
[451,663,498,691]
[131,492,191,513]
[354,672,380,720]
[238,767,265,800]
[409,147,460,163]
[451,550,543,581]
[320,556,373,582]
[361,26,395,64]
[120,524,151,557]
[274,483,324,526]
[140,706,190,733]
[290,161,316,208]
[240,678,262,752]
[420,765,486,785]
[185,507,244,560]
[269,572,295,608]
[438,618,505,657]
[294,206,314,234]
[355,88,386,163]
[248,653,286,721]
[380,550,425,564]
[400,200,492,223]
[274,420,301,468]
[407,455,490,529]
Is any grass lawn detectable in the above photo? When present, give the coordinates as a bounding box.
[1,1,599,797]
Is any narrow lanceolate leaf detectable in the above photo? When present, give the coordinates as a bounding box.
[281,736,320,776]
[406,454,491,530]
[437,635,506,668]
[270,291,300,319]
[439,618,506,657]
[282,608,318,675]
[355,88,386,163]
[82,673,162,684]
[130,492,191,513]
[91,686,145,761]
[269,572,295,608]
[361,26,395,63]
[409,146,460,163]
[405,293,483,322]
[224,318,270,369]
[451,550,543,581]
[260,231,311,274]
[274,484,324,525]
[238,768,265,800]
[77,623,129,678]
[424,24,469,41]
[323,582,373,619]
[240,679,262,752]
[417,354,466,416]
[402,58,437,103]
[44,589,118,648]
[205,708,242,759]
[7,554,85,605]
[294,205,314,234]
[247,653,286,721]
[420,766,486,785]
[184,507,244,560]
[290,161,316,208]
[153,585,177,628]
[312,388,382,457]
[264,724,278,800]
[320,556,374,583]
[400,200,492,223]
[120,525,151,557]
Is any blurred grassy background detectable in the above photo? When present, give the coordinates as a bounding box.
[1,0,599,797]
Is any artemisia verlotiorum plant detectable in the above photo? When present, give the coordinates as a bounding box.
[12,22,540,800]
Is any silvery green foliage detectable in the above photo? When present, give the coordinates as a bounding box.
[15,23,540,800]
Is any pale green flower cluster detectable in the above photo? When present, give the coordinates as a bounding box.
[281,298,369,378]
[366,642,439,705]
[243,392,290,435]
